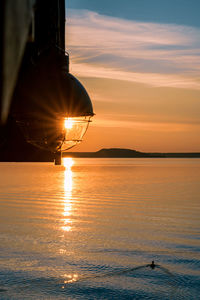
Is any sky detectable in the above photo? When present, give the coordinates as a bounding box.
[65,0,200,152]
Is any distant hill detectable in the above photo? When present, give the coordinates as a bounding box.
[95,148,149,157]
[63,148,200,158]
[63,148,148,158]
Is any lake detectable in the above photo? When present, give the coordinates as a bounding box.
[0,158,200,299]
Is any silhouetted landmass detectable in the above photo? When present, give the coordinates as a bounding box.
[63,148,149,158]
[63,148,200,158]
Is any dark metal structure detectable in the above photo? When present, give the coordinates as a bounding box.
[0,1,94,163]
[0,0,65,124]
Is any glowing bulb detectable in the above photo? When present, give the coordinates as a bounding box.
[64,118,73,129]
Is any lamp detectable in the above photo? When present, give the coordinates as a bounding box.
[12,48,94,163]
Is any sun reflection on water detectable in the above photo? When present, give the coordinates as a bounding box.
[63,273,79,283]
[62,157,74,232]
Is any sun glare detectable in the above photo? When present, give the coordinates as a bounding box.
[61,157,74,232]
[63,157,74,169]
[64,118,73,129]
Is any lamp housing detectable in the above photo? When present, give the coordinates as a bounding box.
[12,48,94,153]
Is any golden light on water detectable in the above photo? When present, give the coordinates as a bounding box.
[64,118,73,129]
[62,157,74,232]
[63,273,79,284]
[63,157,73,192]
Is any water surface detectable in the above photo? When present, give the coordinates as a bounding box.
[0,158,200,299]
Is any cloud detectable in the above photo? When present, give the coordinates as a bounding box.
[70,63,200,90]
[66,9,200,90]
[93,116,200,133]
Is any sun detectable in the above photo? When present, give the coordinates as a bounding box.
[64,118,73,129]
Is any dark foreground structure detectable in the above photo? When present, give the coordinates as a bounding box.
[0,0,94,163]
[0,0,64,161]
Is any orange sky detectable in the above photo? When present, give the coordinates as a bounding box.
[66,9,200,152]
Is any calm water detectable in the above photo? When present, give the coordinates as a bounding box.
[0,158,200,299]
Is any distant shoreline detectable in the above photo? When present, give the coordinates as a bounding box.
[63,148,200,158]
[1,148,200,162]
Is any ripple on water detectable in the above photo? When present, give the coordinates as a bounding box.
[0,159,200,299]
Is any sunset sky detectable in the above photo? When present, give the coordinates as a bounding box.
[65,0,200,152]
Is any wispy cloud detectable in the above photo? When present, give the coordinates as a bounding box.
[66,9,200,90]
[93,116,200,134]
[70,63,200,90]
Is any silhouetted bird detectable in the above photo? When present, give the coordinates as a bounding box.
[145,260,156,269]
[150,260,155,269]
